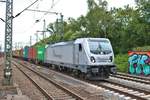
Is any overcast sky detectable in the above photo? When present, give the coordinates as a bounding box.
[0,0,135,50]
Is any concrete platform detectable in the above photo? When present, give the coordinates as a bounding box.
[0,83,31,100]
[6,95,31,100]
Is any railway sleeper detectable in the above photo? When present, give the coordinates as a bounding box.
[141,94,150,98]
[53,96,74,100]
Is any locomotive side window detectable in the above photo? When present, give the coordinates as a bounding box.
[79,44,82,51]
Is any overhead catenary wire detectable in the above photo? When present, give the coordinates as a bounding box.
[27,9,59,15]
[0,0,39,21]
[11,0,40,40]
[22,0,61,32]
[0,18,5,22]
[14,0,62,45]
[14,0,39,18]
[20,0,62,36]
[51,0,54,8]
[0,0,6,2]
[36,0,61,22]
[51,0,61,9]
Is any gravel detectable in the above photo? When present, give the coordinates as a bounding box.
[12,61,47,100]
[21,60,105,100]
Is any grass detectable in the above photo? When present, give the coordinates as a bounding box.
[115,46,150,73]
[132,46,150,51]
[115,54,129,73]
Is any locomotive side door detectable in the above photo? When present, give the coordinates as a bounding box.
[74,44,79,65]
[74,43,83,65]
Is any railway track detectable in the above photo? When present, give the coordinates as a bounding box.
[98,72,150,100]
[89,78,150,100]
[101,82,149,99]
[113,72,150,83]
[14,59,150,100]
[12,60,84,100]
[92,72,150,100]
[109,73,150,93]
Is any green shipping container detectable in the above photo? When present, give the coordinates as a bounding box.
[23,46,29,59]
[36,45,46,62]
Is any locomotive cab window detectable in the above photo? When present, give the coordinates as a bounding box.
[88,40,112,54]
[79,44,82,51]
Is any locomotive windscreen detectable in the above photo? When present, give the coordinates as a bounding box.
[88,40,112,55]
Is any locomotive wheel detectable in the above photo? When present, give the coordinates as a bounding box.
[58,66,61,71]
[51,65,55,70]
[79,73,88,80]
[72,70,80,77]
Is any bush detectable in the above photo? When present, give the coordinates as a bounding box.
[115,54,128,73]
[132,46,150,51]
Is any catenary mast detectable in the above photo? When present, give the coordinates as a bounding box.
[3,0,13,85]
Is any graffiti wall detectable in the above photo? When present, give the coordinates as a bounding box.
[128,51,150,76]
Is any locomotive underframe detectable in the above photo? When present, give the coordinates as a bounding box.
[45,59,116,80]
[86,65,116,80]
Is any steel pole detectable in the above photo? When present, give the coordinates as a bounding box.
[3,0,13,85]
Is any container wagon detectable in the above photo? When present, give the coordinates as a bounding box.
[36,45,47,64]
[28,47,36,63]
[13,50,21,58]
[19,48,23,59]
[23,46,29,61]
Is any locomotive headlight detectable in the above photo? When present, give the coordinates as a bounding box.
[109,56,113,62]
[90,56,96,63]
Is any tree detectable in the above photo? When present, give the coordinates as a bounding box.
[35,0,150,54]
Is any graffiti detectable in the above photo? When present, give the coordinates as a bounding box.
[128,51,150,76]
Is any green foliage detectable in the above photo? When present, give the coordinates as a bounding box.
[132,46,150,51]
[34,0,150,55]
[33,0,149,74]
[34,34,62,47]
[115,45,150,73]
[115,54,129,73]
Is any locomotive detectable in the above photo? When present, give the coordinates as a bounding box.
[13,38,116,80]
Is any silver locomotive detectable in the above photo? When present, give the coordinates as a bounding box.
[45,38,116,80]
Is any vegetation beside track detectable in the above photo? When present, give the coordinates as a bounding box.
[115,46,150,73]
[33,0,150,74]
[115,54,128,73]
[34,0,150,55]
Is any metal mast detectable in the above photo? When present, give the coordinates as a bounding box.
[3,0,13,85]
[43,19,46,39]
[60,13,64,40]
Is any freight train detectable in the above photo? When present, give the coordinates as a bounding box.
[13,38,116,80]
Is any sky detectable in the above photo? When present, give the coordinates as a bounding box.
[0,0,135,51]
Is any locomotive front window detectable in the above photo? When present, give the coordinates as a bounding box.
[88,40,112,54]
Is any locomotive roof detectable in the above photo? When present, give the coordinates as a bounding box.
[74,38,109,43]
[50,41,74,47]
[49,38,109,47]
